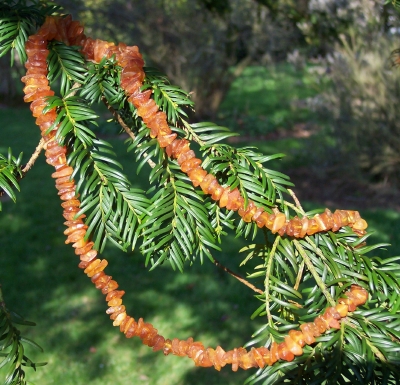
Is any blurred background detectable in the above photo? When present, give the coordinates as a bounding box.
[1,1,400,384]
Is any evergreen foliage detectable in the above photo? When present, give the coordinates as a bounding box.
[0,1,399,384]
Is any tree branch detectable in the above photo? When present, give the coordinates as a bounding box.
[22,138,45,174]
[212,257,264,295]
[102,96,156,169]
[293,239,336,307]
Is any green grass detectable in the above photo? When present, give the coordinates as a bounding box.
[218,63,324,136]
[1,62,400,385]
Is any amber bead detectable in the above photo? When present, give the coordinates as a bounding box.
[101,280,119,294]
[307,219,319,235]
[152,335,165,352]
[125,319,138,338]
[209,181,225,201]
[24,88,54,102]
[65,228,86,244]
[137,101,159,123]
[353,218,368,230]
[218,188,230,208]
[83,258,101,274]
[314,317,327,333]
[299,324,316,345]
[251,206,264,222]
[106,305,126,315]
[36,109,57,125]
[277,223,287,236]
[105,290,125,302]
[93,273,112,289]
[61,199,81,209]
[45,144,66,157]
[288,330,306,347]
[170,139,190,159]
[157,133,177,148]
[126,89,151,108]
[74,241,95,255]
[54,174,73,185]
[335,303,348,317]
[176,149,195,165]
[277,342,294,362]
[180,157,202,173]
[163,338,173,356]
[61,191,80,202]
[56,183,75,193]
[285,220,295,237]
[112,312,127,326]
[139,322,157,342]
[291,217,303,238]
[80,249,98,263]
[251,347,265,368]
[51,166,74,178]
[238,200,257,222]
[299,217,309,237]
[225,188,244,211]
[336,210,349,226]
[284,336,303,356]
[272,212,286,233]
[238,348,256,370]
[58,185,76,196]
[87,259,108,277]
[187,167,207,187]
[255,211,269,228]
[93,39,115,62]
[199,174,216,194]
[314,213,328,231]
[78,260,90,269]
[108,297,123,307]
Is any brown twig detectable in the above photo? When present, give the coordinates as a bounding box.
[22,138,45,174]
[0,138,45,198]
[213,257,264,295]
[101,96,156,168]
[288,188,305,214]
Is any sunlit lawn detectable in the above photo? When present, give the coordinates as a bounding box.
[218,64,325,136]
[1,62,400,385]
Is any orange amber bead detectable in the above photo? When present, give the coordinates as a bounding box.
[225,188,244,211]
[307,219,319,235]
[74,241,94,255]
[199,174,216,194]
[157,133,177,148]
[209,181,224,200]
[272,212,286,233]
[288,330,306,347]
[187,167,207,187]
[284,336,303,356]
[218,188,230,208]
[299,323,316,344]
[300,217,309,237]
[238,201,257,222]
[101,280,119,294]
[181,157,202,173]
[277,342,295,362]
[105,290,125,302]
[93,274,112,289]
[176,150,196,165]
[80,249,98,263]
